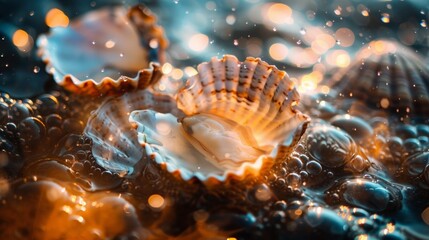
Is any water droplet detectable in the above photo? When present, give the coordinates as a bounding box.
[297,40,302,45]
[254,184,271,201]
[33,66,40,73]
[381,13,390,23]
[306,161,322,175]
[420,20,427,28]
[307,125,356,168]
[300,28,307,35]
[273,27,277,32]
[233,39,238,46]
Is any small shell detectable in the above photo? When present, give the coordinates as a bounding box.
[37,5,168,96]
[327,40,429,118]
[84,90,179,174]
[131,55,310,182]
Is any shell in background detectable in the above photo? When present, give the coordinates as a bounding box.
[132,55,310,182]
[37,5,168,96]
[327,40,429,118]
[84,90,179,175]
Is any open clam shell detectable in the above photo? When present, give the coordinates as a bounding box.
[84,90,179,174]
[131,55,310,182]
[37,5,168,96]
[327,40,429,118]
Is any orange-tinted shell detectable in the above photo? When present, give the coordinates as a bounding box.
[37,5,168,96]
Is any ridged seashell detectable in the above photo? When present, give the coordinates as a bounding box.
[327,40,429,118]
[84,90,179,174]
[130,55,310,182]
[37,5,168,96]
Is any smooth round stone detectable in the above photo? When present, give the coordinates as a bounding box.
[35,94,59,115]
[307,125,356,168]
[418,136,429,148]
[403,138,421,152]
[416,125,429,137]
[8,102,33,122]
[395,124,417,139]
[330,115,373,142]
[387,137,403,156]
[303,207,348,236]
[317,102,337,119]
[404,152,429,176]
[19,117,46,142]
[340,179,398,212]
[0,102,9,124]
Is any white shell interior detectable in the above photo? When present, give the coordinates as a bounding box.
[84,55,310,182]
[130,110,270,181]
[38,6,148,84]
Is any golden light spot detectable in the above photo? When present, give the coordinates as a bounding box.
[320,85,330,94]
[158,83,166,91]
[361,10,369,17]
[45,8,69,28]
[380,98,390,109]
[267,3,293,24]
[357,234,368,240]
[188,33,209,52]
[149,39,159,48]
[105,40,115,48]
[171,68,184,80]
[227,238,237,240]
[162,63,173,75]
[269,43,288,61]
[333,50,350,68]
[381,13,390,23]
[148,194,165,209]
[61,205,72,214]
[12,29,29,47]
[386,223,395,233]
[184,66,198,77]
[300,74,318,91]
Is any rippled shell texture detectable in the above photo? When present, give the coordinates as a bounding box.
[327,40,429,118]
[38,5,168,96]
[130,55,310,182]
[84,90,179,174]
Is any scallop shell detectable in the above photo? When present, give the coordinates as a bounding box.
[130,55,310,182]
[84,90,179,174]
[37,5,168,96]
[327,40,429,118]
